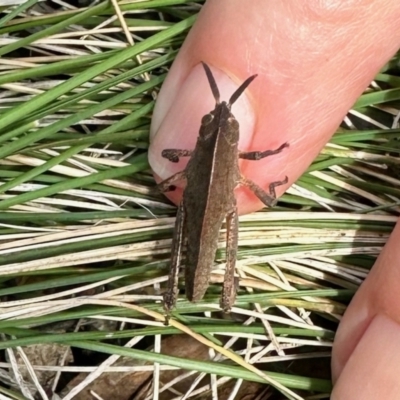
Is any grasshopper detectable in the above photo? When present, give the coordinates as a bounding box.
[158,62,289,314]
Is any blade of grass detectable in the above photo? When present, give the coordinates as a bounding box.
[0,77,162,193]
[0,2,108,57]
[0,14,196,135]
[0,0,38,27]
[0,152,149,210]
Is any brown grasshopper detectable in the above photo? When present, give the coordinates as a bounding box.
[158,62,289,314]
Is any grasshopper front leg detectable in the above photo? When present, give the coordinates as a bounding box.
[220,205,239,312]
[163,201,186,317]
[158,170,186,193]
[239,142,288,160]
[162,149,193,163]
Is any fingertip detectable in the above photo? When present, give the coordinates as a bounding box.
[149,62,257,198]
[332,315,400,399]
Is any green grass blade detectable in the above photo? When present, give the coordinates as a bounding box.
[0,14,196,132]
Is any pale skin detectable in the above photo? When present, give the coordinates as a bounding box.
[149,1,400,398]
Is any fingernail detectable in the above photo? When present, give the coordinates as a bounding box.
[149,63,257,180]
[332,314,400,399]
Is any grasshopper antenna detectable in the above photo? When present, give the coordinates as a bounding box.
[202,62,220,104]
[229,74,257,106]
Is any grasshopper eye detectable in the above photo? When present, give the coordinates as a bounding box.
[228,117,239,130]
[201,113,214,126]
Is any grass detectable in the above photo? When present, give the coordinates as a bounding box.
[0,1,399,399]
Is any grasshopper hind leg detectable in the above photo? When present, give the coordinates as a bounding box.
[240,176,288,207]
[163,201,186,321]
[220,206,239,312]
[238,141,289,207]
